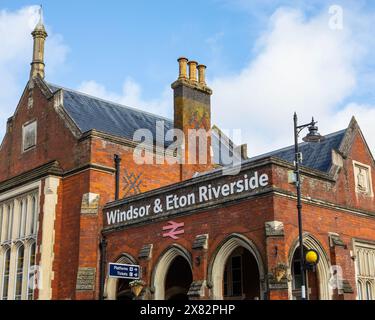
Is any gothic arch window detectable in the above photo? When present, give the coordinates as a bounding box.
[366,281,373,300]
[357,281,363,300]
[22,199,28,238]
[2,248,11,300]
[15,245,25,300]
[30,196,37,236]
[354,241,375,300]
[17,199,27,239]
[6,204,13,241]
[0,188,39,300]
[27,242,36,300]
[0,206,3,242]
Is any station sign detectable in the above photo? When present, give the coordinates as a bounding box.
[108,263,141,280]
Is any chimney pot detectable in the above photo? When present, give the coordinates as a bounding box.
[188,61,198,83]
[197,64,207,85]
[178,57,188,80]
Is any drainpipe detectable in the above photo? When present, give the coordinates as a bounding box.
[99,233,107,300]
[114,154,121,200]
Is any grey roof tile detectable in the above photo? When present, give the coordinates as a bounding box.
[247,129,346,172]
[48,83,173,145]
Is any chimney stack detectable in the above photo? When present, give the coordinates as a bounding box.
[171,57,213,180]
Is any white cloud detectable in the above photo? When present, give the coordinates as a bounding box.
[0,5,69,138]
[78,78,172,118]
[210,7,375,156]
[333,103,375,152]
[78,7,375,158]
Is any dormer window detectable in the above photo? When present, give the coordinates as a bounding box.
[22,121,37,152]
[353,161,373,197]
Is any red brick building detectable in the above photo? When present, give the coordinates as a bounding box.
[0,17,374,301]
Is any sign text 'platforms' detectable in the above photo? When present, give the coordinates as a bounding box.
[108,263,141,280]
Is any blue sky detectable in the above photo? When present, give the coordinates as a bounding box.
[1,0,375,156]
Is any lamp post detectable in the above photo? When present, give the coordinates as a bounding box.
[293,113,324,300]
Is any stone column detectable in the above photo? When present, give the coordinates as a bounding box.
[75,193,100,300]
[328,233,354,300]
[188,234,209,300]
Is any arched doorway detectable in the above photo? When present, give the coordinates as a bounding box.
[165,256,193,300]
[116,279,133,300]
[223,247,260,299]
[291,246,319,300]
[288,234,332,300]
[210,234,265,300]
[105,253,138,300]
[153,245,193,300]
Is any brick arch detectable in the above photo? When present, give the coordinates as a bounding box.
[151,244,192,300]
[288,232,332,300]
[104,253,137,300]
[208,233,265,300]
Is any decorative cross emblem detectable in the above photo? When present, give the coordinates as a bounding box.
[122,169,142,196]
[162,221,185,240]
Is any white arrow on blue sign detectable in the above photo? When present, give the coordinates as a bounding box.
[108,263,141,280]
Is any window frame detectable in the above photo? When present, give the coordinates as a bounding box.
[21,120,37,153]
[353,239,375,300]
[14,245,25,300]
[1,247,11,300]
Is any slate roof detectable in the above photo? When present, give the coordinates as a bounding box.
[47,83,173,144]
[47,82,346,173]
[247,129,347,173]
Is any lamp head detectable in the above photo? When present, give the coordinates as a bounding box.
[303,118,325,143]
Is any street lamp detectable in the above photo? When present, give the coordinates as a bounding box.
[293,113,324,300]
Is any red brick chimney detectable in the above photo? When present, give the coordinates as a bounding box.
[172,57,213,180]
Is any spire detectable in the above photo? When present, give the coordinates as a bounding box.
[30,5,48,79]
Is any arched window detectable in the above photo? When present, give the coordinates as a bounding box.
[15,245,25,300]
[18,200,24,238]
[30,196,37,236]
[0,206,3,241]
[7,204,13,240]
[27,242,36,300]
[357,281,363,300]
[2,248,11,300]
[22,199,28,238]
[366,282,373,300]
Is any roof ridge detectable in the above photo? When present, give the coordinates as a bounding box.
[47,82,173,123]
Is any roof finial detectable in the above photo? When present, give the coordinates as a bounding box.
[36,4,44,26]
[30,4,48,79]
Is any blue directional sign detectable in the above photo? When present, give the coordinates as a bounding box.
[108,263,141,280]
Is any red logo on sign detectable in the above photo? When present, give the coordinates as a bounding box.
[162,221,185,240]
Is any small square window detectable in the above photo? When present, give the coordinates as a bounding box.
[22,121,37,152]
[353,161,373,197]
